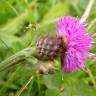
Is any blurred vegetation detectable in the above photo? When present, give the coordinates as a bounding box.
[0,0,96,96]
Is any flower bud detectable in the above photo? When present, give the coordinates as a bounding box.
[36,35,64,61]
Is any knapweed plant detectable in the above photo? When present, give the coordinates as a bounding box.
[0,0,96,96]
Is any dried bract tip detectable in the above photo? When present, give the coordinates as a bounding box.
[36,35,65,61]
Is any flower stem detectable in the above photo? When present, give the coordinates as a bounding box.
[0,46,37,72]
[36,71,41,96]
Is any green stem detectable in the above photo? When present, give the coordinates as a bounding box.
[85,66,96,87]
[0,46,37,72]
[36,71,41,96]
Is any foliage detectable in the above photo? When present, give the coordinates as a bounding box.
[0,0,96,96]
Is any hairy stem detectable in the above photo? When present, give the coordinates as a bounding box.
[0,47,37,72]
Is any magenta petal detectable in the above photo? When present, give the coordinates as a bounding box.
[57,16,92,73]
[62,48,85,73]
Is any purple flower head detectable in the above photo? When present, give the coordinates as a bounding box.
[57,16,92,73]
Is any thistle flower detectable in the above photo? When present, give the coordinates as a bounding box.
[57,16,92,73]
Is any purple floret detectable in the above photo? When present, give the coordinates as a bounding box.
[57,16,92,73]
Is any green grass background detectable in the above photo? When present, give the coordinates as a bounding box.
[0,0,96,96]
